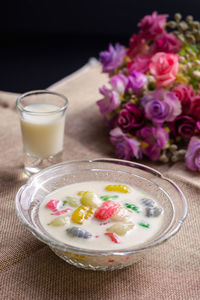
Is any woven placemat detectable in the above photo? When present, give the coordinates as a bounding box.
[0,60,199,300]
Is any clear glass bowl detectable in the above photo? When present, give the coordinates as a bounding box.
[15,159,188,271]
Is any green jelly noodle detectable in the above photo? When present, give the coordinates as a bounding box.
[125,203,140,213]
[139,222,150,228]
[100,195,119,201]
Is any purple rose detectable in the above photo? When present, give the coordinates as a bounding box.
[117,102,145,133]
[97,85,120,114]
[141,89,181,125]
[137,126,169,160]
[185,136,200,171]
[169,115,197,140]
[110,127,142,160]
[110,74,128,94]
[99,43,126,73]
[126,70,147,94]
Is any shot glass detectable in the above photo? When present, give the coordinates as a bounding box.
[16,90,68,176]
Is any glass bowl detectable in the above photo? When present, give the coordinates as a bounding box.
[15,159,188,271]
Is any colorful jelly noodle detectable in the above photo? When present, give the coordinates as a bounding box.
[20,103,65,158]
[39,181,164,250]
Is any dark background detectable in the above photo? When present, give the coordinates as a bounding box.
[1,0,200,93]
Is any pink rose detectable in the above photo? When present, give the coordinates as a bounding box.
[127,54,151,74]
[127,34,147,59]
[150,32,182,54]
[149,52,179,87]
[138,11,168,40]
[172,84,194,114]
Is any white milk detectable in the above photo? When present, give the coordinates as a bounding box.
[20,103,65,158]
[39,181,164,251]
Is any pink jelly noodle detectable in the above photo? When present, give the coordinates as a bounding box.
[94,200,121,220]
[46,200,60,210]
[105,232,120,244]
[51,209,71,216]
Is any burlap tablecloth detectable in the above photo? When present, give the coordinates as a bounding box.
[0,59,200,300]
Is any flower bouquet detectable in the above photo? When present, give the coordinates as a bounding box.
[97,12,200,171]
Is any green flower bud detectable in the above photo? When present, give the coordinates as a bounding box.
[192,70,200,79]
[174,13,182,22]
[171,155,179,162]
[193,21,200,29]
[178,21,188,31]
[167,21,177,28]
[177,149,186,156]
[186,15,194,23]
[186,34,196,44]
[160,154,169,163]
[195,60,200,66]
[169,144,178,152]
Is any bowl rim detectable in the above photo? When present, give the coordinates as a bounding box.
[15,158,188,256]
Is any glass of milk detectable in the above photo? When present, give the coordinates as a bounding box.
[16,90,68,176]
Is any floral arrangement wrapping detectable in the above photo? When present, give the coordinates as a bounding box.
[97,12,200,171]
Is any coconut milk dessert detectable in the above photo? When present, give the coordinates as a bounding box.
[20,103,65,158]
[39,181,164,250]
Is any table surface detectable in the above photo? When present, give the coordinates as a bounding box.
[0,60,200,300]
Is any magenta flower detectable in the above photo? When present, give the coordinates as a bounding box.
[137,126,169,160]
[197,121,200,131]
[141,89,181,125]
[173,84,194,114]
[99,43,126,73]
[127,54,150,74]
[138,11,168,40]
[117,102,145,132]
[110,127,142,160]
[169,115,197,140]
[127,34,147,58]
[126,70,147,94]
[185,136,200,171]
[97,86,120,114]
[191,95,200,120]
[110,74,128,94]
[150,32,182,54]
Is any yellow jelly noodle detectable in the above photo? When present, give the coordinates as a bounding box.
[84,207,94,219]
[105,184,131,193]
[48,215,69,226]
[71,205,94,224]
[80,191,101,208]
